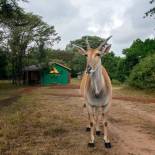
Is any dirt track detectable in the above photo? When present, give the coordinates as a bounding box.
[47,85,155,104]
[42,86,155,155]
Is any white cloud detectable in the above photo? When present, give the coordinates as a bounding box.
[19,0,155,55]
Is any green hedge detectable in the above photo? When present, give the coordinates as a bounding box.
[128,53,155,89]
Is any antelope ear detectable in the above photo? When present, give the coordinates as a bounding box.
[72,44,86,55]
[100,44,111,55]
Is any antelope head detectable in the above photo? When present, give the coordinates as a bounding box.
[73,36,112,75]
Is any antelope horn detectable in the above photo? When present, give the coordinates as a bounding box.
[72,44,86,54]
[86,37,91,49]
[98,35,112,50]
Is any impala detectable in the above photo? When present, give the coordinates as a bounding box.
[73,36,112,148]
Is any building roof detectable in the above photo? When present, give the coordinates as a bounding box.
[23,65,42,71]
[23,63,71,72]
[52,63,71,71]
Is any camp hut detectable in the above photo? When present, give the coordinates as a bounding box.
[23,63,71,85]
[41,63,71,85]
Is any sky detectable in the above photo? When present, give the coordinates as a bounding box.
[19,0,155,55]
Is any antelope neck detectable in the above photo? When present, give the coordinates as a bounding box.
[90,64,104,95]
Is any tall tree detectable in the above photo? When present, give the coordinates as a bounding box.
[66,36,104,50]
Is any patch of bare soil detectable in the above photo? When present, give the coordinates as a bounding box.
[0,87,39,107]
[0,95,21,107]
[45,85,155,103]
[19,86,40,94]
[48,84,80,89]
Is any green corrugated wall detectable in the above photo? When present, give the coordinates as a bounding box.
[41,64,70,85]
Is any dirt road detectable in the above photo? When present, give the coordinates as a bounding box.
[39,86,155,155]
[0,86,155,155]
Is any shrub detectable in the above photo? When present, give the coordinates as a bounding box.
[128,53,155,89]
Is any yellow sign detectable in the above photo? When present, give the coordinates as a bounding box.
[50,67,59,74]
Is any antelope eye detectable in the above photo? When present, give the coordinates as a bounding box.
[85,54,88,57]
[96,53,101,57]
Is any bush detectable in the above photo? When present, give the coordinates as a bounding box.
[128,53,155,89]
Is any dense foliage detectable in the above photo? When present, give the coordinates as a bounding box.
[102,52,121,80]
[121,38,155,80]
[128,54,155,89]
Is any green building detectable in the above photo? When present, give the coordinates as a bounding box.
[23,63,71,85]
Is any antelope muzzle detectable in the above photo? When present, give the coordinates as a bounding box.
[86,65,93,74]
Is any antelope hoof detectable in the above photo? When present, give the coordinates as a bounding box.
[88,142,95,147]
[96,130,101,136]
[104,142,112,149]
[86,127,91,132]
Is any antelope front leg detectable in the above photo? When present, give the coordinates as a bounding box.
[83,104,91,132]
[88,106,95,147]
[95,108,101,136]
[101,113,112,148]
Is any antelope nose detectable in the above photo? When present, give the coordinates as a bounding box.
[86,65,92,74]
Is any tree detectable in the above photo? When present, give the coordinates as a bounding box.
[102,52,121,80]
[9,13,60,84]
[33,20,60,63]
[128,53,155,89]
[66,36,104,50]
[122,38,155,80]
[0,0,28,26]
[69,52,86,77]
[116,58,128,82]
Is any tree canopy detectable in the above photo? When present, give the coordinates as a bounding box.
[66,36,104,51]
